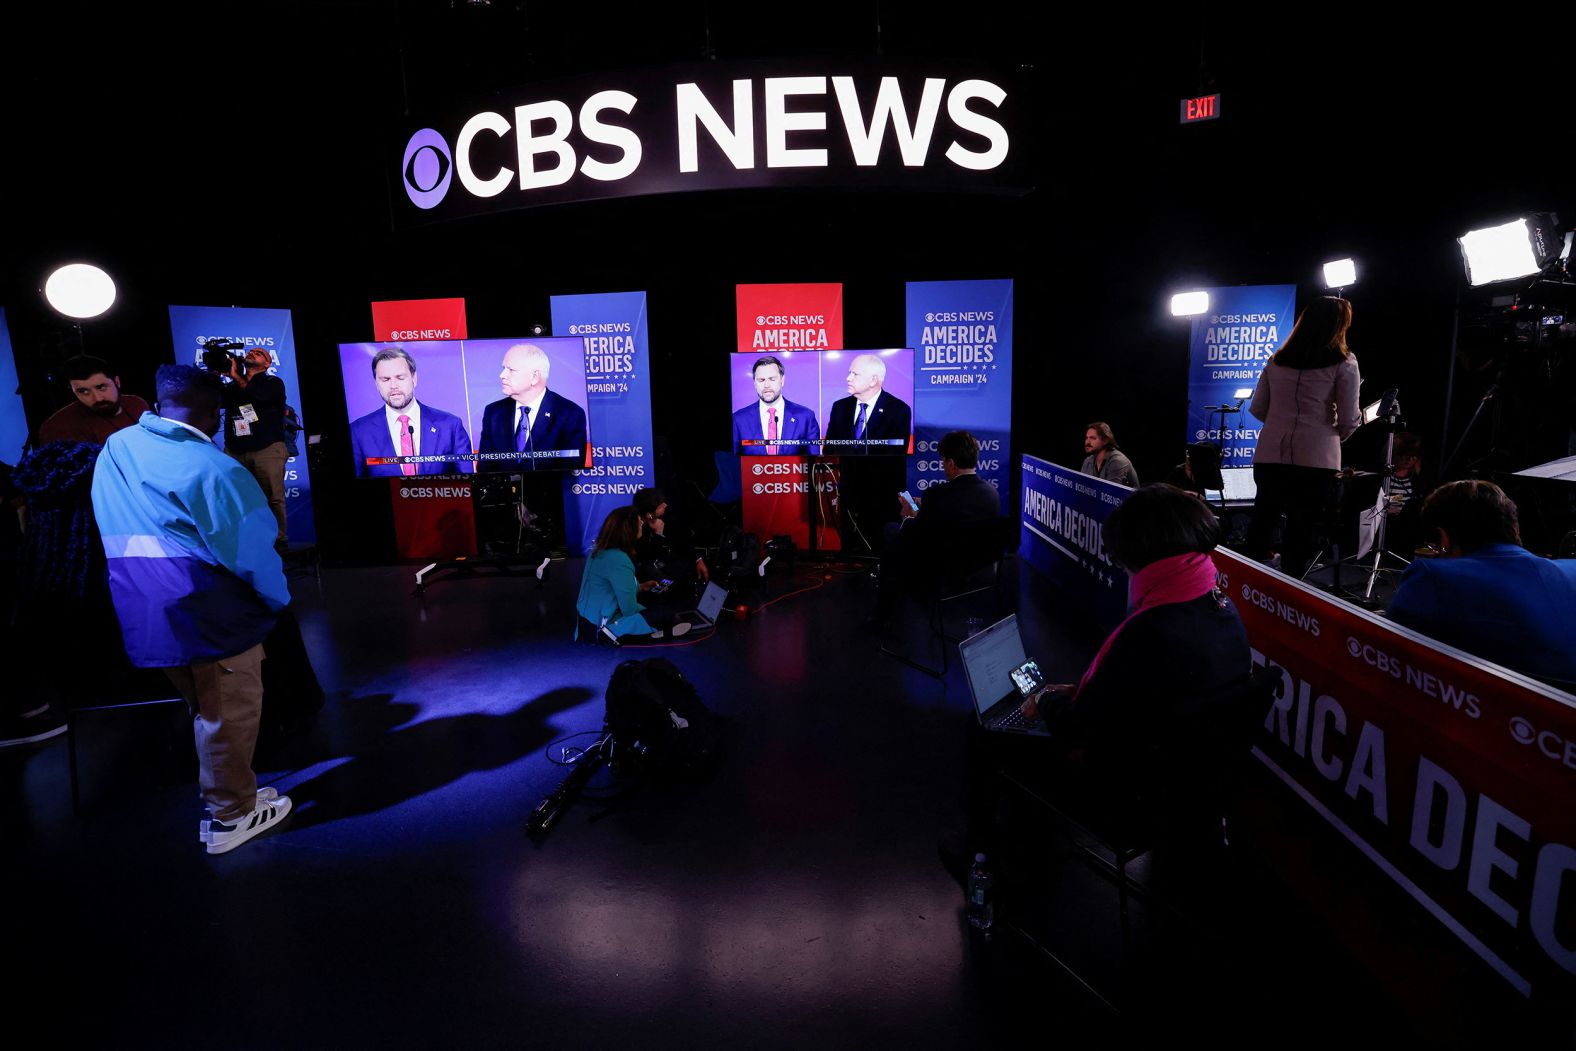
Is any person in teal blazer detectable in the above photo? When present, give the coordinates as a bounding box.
[576,506,690,641]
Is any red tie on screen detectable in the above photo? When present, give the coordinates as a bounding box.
[398,414,415,477]
[767,407,778,455]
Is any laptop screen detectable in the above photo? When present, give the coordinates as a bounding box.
[959,615,1029,717]
[1220,466,1257,502]
[696,582,727,622]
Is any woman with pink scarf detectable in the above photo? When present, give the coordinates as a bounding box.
[1020,484,1250,772]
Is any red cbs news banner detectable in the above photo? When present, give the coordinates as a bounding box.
[391,478,476,560]
[735,284,844,548]
[739,457,840,551]
[1212,548,1576,1000]
[369,298,475,558]
[370,298,468,342]
[735,284,843,354]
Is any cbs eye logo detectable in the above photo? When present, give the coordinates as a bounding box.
[402,129,453,210]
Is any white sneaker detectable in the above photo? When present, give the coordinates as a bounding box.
[200,795,292,855]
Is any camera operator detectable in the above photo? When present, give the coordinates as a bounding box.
[210,345,289,553]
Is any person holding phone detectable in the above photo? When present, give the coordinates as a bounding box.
[873,430,1000,624]
[1018,484,1249,769]
[630,488,708,606]
[955,485,1251,871]
[576,506,692,643]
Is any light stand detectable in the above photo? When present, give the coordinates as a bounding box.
[1438,365,1505,481]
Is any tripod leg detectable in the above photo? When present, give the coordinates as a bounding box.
[1364,540,1384,601]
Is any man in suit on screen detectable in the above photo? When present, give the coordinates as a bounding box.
[731,355,820,456]
[478,342,588,471]
[349,347,474,477]
[825,353,912,455]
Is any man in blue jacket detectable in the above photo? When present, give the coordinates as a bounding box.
[1388,480,1576,688]
[91,365,294,854]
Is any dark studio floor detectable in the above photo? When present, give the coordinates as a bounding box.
[3,554,1545,1047]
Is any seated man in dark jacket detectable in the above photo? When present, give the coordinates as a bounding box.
[875,429,1001,621]
[1387,480,1576,687]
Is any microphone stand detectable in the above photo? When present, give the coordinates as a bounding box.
[1208,398,1246,507]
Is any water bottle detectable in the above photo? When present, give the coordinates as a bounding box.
[966,853,994,934]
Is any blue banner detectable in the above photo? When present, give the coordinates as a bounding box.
[0,310,25,466]
[1019,453,1128,631]
[905,279,1013,500]
[167,306,316,544]
[1186,284,1297,473]
[551,291,654,555]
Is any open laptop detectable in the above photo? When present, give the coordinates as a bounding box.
[959,614,1052,737]
[680,581,729,629]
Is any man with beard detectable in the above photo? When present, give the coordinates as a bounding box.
[731,355,820,455]
[36,356,150,446]
[1080,421,1140,488]
[215,347,293,552]
[349,347,474,477]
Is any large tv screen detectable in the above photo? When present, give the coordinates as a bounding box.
[339,336,591,475]
[729,349,914,456]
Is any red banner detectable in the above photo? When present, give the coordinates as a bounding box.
[369,298,468,342]
[738,457,840,550]
[367,298,474,553]
[1212,548,1576,1000]
[390,478,476,560]
[735,283,843,354]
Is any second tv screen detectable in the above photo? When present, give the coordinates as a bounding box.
[730,349,914,456]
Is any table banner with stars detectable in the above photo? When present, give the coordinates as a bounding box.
[904,279,1013,498]
[1019,452,1130,631]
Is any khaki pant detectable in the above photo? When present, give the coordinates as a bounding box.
[164,644,265,822]
[230,441,289,549]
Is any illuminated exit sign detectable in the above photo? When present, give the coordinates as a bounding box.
[1180,94,1221,123]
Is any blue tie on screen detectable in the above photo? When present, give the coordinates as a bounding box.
[515,405,532,456]
[854,402,867,440]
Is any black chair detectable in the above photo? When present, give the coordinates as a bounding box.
[880,515,1018,678]
[993,663,1283,1010]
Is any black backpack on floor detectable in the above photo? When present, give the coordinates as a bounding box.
[603,658,723,782]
